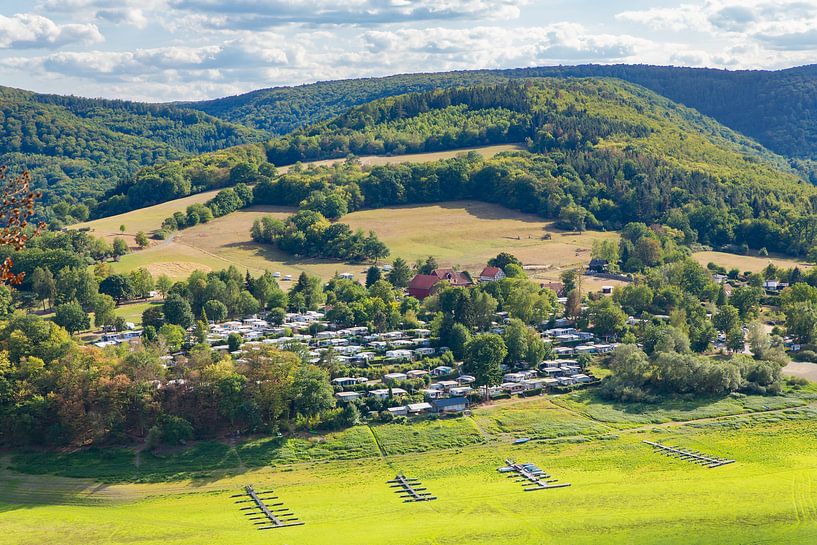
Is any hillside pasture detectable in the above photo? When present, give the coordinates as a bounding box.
[692,250,811,274]
[3,395,817,545]
[109,200,620,283]
[75,143,524,245]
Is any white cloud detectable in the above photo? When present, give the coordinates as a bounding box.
[616,5,706,32]
[95,8,149,29]
[363,24,649,67]
[0,13,103,48]
[3,0,817,101]
[168,0,526,27]
[617,1,817,37]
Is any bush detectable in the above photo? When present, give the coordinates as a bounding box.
[793,350,817,363]
[157,415,194,445]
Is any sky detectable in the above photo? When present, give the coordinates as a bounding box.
[1,0,817,102]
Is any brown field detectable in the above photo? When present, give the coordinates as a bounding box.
[783,362,817,382]
[692,250,811,273]
[112,201,620,287]
[77,143,525,246]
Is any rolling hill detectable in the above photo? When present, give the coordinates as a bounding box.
[186,64,817,163]
[0,86,268,204]
[85,78,817,260]
[7,63,817,213]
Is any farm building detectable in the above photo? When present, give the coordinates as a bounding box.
[588,259,609,273]
[408,274,442,299]
[433,268,474,287]
[479,266,506,282]
[542,282,565,296]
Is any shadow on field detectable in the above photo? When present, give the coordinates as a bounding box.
[2,431,370,489]
[561,389,762,423]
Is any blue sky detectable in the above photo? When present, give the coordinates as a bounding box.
[1,1,816,102]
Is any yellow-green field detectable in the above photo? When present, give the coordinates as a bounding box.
[3,390,817,545]
[76,144,523,247]
[692,250,811,273]
[107,201,621,288]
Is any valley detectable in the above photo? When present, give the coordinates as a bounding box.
[4,55,817,545]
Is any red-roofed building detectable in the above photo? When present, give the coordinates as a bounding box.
[478,266,506,282]
[542,282,565,296]
[433,268,473,287]
[408,275,442,299]
[407,268,474,299]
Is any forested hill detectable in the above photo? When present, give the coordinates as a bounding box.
[95,78,814,240]
[0,86,268,205]
[184,71,509,136]
[185,64,817,162]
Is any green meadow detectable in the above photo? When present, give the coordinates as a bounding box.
[3,391,817,545]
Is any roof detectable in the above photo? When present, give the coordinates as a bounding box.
[409,274,442,291]
[479,266,503,278]
[542,282,565,295]
[433,268,473,286]
[431,396,469,408]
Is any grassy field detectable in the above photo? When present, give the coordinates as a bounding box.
[3,390,817,545]
[692,250,812,273]
[75,144,523,246]
[109,200,622,289]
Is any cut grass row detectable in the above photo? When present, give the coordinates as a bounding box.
[4,406,817,544]
[7,389,813,484]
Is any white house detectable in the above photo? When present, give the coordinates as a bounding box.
[335,391,361,402]
[383,372,408,383]
[449,386,472,396]
[407,402,433,414]
[501,382,525,394]
[435,380,459,391]
[478,266,506,282]
[368,388,407,400]
[331,377,358,388]
[385,349,413,361]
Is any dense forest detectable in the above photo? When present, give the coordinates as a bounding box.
[0,86,267,207]
[9,64,817,217]
[187,64,817,162]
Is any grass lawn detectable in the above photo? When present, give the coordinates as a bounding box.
[3,403,817,544]
[113,300,162,326]
[550,388,813,428]
[472,397,614,440]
